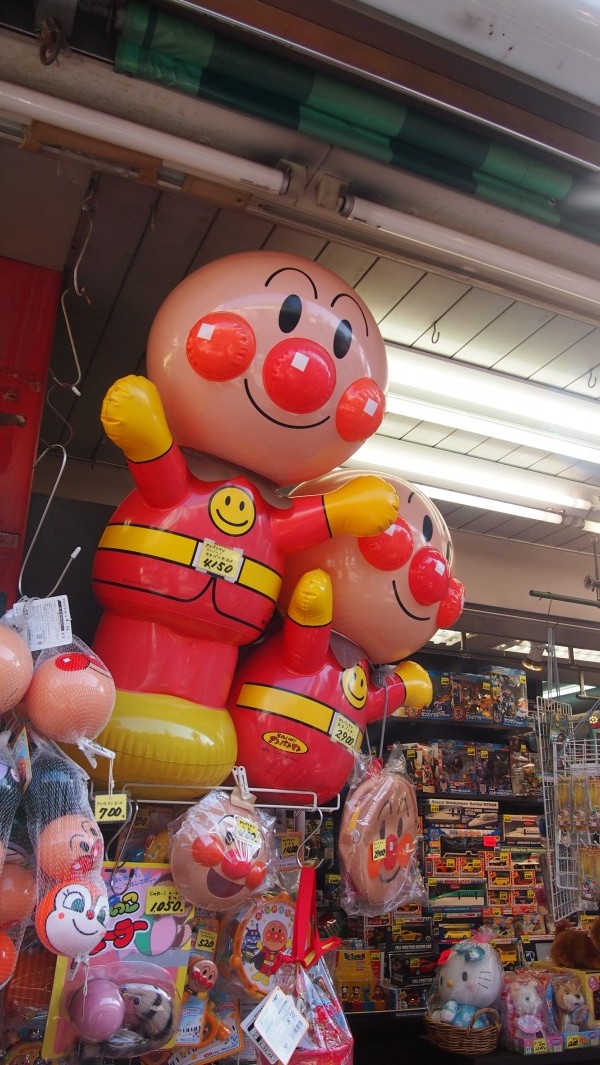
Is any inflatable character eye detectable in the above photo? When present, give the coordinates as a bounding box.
[97,904,108,925]
[64,891,86,913]
[279,294,302,333]
[462,971,468,982]
[333,320,352,359]
[422,515,433,542]
[397,817,403,837]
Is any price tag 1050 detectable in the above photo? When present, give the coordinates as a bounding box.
[145,884,186,916]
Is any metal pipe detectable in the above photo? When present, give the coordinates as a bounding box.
[530,589,600,608]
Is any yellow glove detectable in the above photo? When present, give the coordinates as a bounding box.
[394,660,433,709]
[287,569,332,627]
[323,475,398,537]
[101,375,172,463]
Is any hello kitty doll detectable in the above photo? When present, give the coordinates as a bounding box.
[428,932,504,1029]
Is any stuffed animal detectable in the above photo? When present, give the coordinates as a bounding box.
[428,934,504,1029]
[510,979,546,1036]
[550,916,600,970]
[550,972,590,1033]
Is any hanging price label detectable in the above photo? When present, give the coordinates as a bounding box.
[194,927,218,954]
[145,884,186,915]
[371,838,386,862]
[94,793,129,824]
[194,538,243,582]
[330,712,360,751]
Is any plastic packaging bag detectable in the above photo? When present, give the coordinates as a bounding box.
[24,637,116,749]
[338,746,426,916]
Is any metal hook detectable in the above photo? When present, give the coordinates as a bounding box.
[109,798,138,892]
[588,368,597,390]
[296,807,324,868]
[431,321,440,344]
[17,444,81,599]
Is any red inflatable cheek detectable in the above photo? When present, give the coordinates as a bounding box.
[262,339,335,413]
[359,517,414,570]
[409,547,449,606]
[191,836,223,867]
[186,312,256,381]
[336,378,385,441]
[436,576,465,628]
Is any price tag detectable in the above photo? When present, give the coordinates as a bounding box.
[194,538,243,582]
[253,987,309,1065]
[8,596,72,650]
[145,884,186,915]
[532,1038,547,1053]
[330,712,360,751]
[194,927,218,954]
[279,833,301,859]
[235,816,259,844]
[372,839,386,861]
[94,792,129,824]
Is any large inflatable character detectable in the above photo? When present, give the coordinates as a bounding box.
[280,473,465,666]
[90,252,397,790]
[229,569,432,804]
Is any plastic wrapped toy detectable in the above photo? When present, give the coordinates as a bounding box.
[24,746,108,960]
[217,891,296,1000]
[169,786,275,911]
[89,250,398,793]
[0,817,36,989]
[0,624,33,716]
[499,970,561,1052]
[0,738,24,879]
[427,931,504,1030]
[24,638,116,750]
[229,568,432,804]
[338,746,425,916]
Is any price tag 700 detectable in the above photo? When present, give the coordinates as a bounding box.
[94,793,130,824]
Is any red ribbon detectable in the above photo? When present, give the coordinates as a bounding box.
[274,866,340,972]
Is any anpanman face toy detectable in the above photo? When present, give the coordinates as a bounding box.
[35,879,109,957]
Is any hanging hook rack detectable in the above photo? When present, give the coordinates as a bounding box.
[17,444,81,600]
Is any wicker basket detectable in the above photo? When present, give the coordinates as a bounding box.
[424,1008,501,1056]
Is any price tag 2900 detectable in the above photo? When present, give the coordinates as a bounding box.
[94,793,129,824]
[145,884,186,916]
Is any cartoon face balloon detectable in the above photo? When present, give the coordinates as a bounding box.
[281,472,464,664]
[0,626,33,715]
[35,879,109,957]
[170,791,270,911]
[339,761,420,912]
[146,251,388,486]
[36,815,104,881]
[25,648,116,744]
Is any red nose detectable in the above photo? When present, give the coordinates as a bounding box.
[409,546,449,605]
[221,851,251,880]
[262,338,335,412]
[384,834,398,870]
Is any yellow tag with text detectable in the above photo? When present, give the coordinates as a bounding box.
[145,884,186,916]
[331,713,360,751]
[194,927,218,955]
[372,839,387,862]
[195,539,243,581]
[94,793,129,824]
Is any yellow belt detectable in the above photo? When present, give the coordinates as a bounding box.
[237,682,363,751]
[98,523,281,602]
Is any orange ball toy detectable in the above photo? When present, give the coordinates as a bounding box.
[0,863,35,925]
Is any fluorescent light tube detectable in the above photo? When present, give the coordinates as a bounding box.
[0,80,289,195]
[413,484,564,524]
[386,348,600,447]
[385,393,600,466]
[346,436,594,513]
[341,194,600,321]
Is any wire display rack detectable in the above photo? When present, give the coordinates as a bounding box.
[534,696,581,922]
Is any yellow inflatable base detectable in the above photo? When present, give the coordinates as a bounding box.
[66,689,238,801]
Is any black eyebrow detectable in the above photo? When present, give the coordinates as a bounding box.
[408,491,415,503]
[265,267,318,298]
[331,292,369,335]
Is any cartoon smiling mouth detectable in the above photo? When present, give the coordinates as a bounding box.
[215,512,250,528]
[392,580,430,622]
[72,920,102,936]
[207,868,244,898]
[244,380,330,429]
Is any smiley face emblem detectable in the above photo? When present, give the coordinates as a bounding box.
[341,665,368,709]
[209,487,256,536]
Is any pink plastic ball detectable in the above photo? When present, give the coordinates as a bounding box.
[69,978,126,1041]
[0,627,33,715]
[25,650,116,743]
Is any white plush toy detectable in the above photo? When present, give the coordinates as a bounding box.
[429,934,504,1029]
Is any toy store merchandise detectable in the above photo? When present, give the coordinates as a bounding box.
[338,746,425,917]
[89,250,399,794]
[169,786,275,911]
[280,473,464,667]
[24,745,108,961]
[217,889,296,1001]
[248,866,353,1065]
[23,637,116,750]
[498,970,562,1054]
[229,568,432,805]
[425,929,504,1054]
[0,623,33,716]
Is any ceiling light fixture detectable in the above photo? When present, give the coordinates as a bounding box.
[522,641,546,671]
[346,435,594,514]
[413,484,564,525]
[385,393,600,467]
[385,348,600,454]
[0,80,290,195]
[336,193,600,323]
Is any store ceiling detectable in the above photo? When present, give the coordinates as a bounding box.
[1,0,600,673]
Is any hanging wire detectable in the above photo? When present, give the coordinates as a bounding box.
[18,445,81,599]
